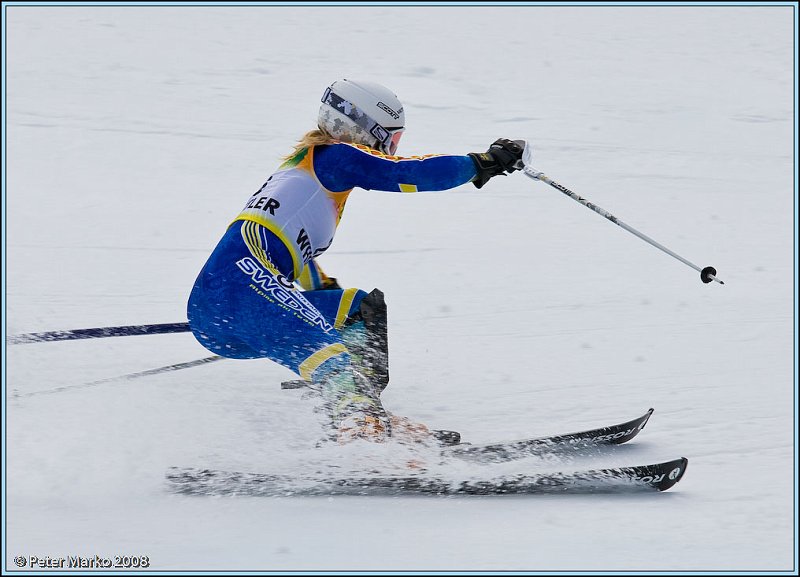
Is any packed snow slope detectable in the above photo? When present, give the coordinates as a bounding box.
[4,4,796,572]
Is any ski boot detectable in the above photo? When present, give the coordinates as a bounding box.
[320,367,391,444]
[340,288,389,394]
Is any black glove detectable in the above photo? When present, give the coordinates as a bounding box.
[468,138,525,189]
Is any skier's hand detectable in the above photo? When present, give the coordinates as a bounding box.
[468,138,526,189]
[320,276,342,290]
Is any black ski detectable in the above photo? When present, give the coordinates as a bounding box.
[166,457,687,496]
[283,378,653,458]
[446,408,654,463]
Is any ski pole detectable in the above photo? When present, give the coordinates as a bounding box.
[11,355,224,398]
[7,321,192,345]
[519,163,723,285]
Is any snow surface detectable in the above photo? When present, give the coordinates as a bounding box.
[4,4,797,573]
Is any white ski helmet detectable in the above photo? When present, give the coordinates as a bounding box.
[318,79,405,155]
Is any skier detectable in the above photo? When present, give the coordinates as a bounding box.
[187,79,525,444]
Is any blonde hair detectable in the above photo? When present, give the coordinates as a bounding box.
[283,129,338,160]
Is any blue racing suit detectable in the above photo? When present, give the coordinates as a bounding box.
[187,142,477,386]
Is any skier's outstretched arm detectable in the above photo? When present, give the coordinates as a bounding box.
[313,139,524,193]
